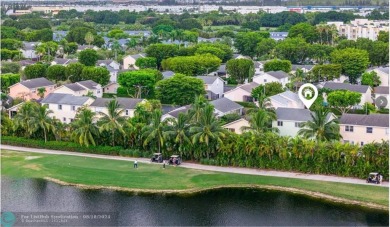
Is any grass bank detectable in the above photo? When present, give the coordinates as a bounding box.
[1,150,388,210]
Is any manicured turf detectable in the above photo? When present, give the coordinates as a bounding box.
[1,150,388,207]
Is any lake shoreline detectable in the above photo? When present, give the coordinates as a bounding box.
[43,176,389,211]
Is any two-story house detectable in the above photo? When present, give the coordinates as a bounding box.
[323,82,372,107]
[41,93,94,123]
[97,60,121,82]
[253,71,290,87]
[123,53,146,70]
[53,80,103,98]
[223,82,259,102]
[222,118,250,134]
[9,78,55,101]
[273,107,335,137]
[90,98,145,119]
[197,76,225,100]
[340,114,389,146]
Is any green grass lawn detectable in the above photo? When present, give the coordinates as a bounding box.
[1,150,388,207]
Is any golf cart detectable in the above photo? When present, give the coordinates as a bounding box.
[366,172,382,184]
[151,153,163,163]
[168,155,182,165]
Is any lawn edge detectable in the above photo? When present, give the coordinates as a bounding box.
[43,177,389,211]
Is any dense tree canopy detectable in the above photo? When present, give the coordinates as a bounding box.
[23,64,47,79]
[234,32,269,58]
[145,44,179,69]
[275,37,310,64]
[80,66,110,86]
[226,58,254,84]
[327,90,362,114]
[263,59,292,73]
[79,49,99,66]
[162,54,221,76]
[46,65,67,82]
[1,73,20,93]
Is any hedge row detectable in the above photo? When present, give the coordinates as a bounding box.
[1,136,152,158]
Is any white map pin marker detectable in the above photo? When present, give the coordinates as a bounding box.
[298,83,318,109]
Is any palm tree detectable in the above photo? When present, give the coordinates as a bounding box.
[29,105,55,143]
[125,38,137,51]
[98,99,127,146]
[111,40,121,61]
[190,104,226,159]
[165,113,191,158]
[298,107,341,142]
[142,109,166,153]
[71,108,99,147]
[85,32,94,46]
[241,109,277,134]
[13,102,37,137]
[37,87,46,99]
[188,95,207,123]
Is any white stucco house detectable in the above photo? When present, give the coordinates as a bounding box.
[273,107,335,137]
[323,82,372,107]
[223,118,250,134]
[253,71,290,87]
[41,93,94,123]
[223,82,259,102]
[368,67,389,87]
[102,82,119,94]
[340,113,389,146]
[197,76,225,100]
[268,90,305,109]
[53,80,103,98]
[20,42,40,60]
[97,60,121,82]
[122,53,146,70]
[89,98,145,119]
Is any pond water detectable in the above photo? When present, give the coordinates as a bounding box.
[1,177,388,226]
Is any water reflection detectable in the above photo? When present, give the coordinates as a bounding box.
[2,177,388,226]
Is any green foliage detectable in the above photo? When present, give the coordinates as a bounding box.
[260,11,306,27]
[79,49,99,66]
[361,71,381,87]
[308,44,335,63]
[64,42,78,55]
[162,54,221,76]
[24,64,47,79]
[3,18,50,30]
[194,43,233,62]
[311,64,342,82]
[0,49,21,60]
[135,57,157,69]
[226,58,254,84]
[117,69,160,98]
[220,113,241,125]
[288,22,318,43]
[377,31,389,43]
[178,18,203,30]
[263,59,292,73]
[66,63,85,82]
[256,38,276,58]
[216,30,235,38]
[66,25,100,46]
[1,39,22,50]
[327,90,362,114]
[251,82,284,98]
[145,44,179,69]
[155,74,205,105]
[1,26,22,40]
[331,48,370,84]
[275,37,310,64]
[80,66,110,86]
[1,62,20,74]
[46,65,67,82]
[107,29,129,39]
[234,32,269,58]
[1,73,20,93]
[313,11,356,24]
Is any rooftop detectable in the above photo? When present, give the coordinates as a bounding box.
[77,80,99,90]
[276,108,312,122]
[197,76,222,84]
[239,82,259,93]
[19,78,54,89]
[41,93,91,105]
[340,114,389,127]
[211,97,243,113]
[323,82,370,93]
[374,86,389,94]
[266,71,289,79]
[90,98,143,109]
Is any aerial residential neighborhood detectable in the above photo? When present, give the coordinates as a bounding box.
[0,1,389,226]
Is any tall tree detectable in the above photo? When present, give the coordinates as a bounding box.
[165,113,191,158]
[226,58,255,84]
[29,104,55,143]
[142,109,166,154]
[84,32,94,46]
[71,107,99,147]
[327,90,361,114]
[98,99,127,146]
[79,49,99,66]
[241,109,277,134]
[298,107,341,142]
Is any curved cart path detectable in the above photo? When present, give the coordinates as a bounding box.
[2,145,388,188]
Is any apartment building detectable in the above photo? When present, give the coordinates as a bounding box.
[327,19,389,41]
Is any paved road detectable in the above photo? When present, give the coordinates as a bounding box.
[2,145,388,187]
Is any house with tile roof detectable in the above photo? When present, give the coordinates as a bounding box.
[223,82,259,102]
[41,93,94,123]
[9,78,56,101]
[53,80,102,98]
[253,71,290,87]
[89,98,145,118]
[340,113,389,146]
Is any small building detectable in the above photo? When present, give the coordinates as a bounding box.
[123,53,146,70]
[340,113,389,146]
[53,80,102,98]
[223,82,259,102]
[291,65,314,73]
[270,32,288,41]
[97,60,121,82]
[103,82,119,94]
[210,97,243,117]
[222,118,250,134]
[41,93,94,123]
[253,71,290,87]
[20,42,40,60]
[323,82,372,107]
[89,98,145,118]
[197,76,225,100]
[209,64,227,77]
[269,91,304,109]
[9,78,55,101]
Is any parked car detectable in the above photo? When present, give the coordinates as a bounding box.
[168,155,181,165]
[366,172,382,184]
[151,153,163,163]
